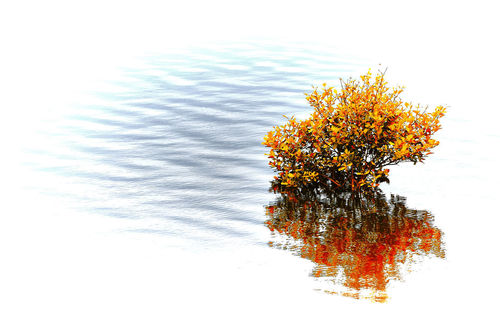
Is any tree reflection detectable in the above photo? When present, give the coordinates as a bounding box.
[265,188,445,302]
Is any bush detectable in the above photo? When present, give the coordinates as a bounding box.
[263,70,446,192]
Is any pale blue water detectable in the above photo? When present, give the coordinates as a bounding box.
[18,41,367,247]
[2,39,499,311]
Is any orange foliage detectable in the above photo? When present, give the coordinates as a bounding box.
[265,189,445,302]
[263,70,446,192]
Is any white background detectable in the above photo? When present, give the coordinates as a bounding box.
[1,1,499,311]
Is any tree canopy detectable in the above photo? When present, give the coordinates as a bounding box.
[263,70,446,193]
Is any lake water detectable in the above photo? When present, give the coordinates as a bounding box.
[1,39,499,311]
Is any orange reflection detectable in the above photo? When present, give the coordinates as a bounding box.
[265,189,445,302]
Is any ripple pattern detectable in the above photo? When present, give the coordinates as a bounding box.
[20,40,366,248]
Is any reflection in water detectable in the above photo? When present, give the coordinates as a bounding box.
[265,188,445,302]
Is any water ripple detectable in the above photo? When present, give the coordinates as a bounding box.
[23,41,366,246]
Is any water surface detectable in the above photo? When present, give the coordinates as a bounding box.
[2,39,499,311]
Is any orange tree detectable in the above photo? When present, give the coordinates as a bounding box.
[263,70,446,192]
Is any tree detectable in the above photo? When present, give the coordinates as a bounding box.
[263,70,446,192]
